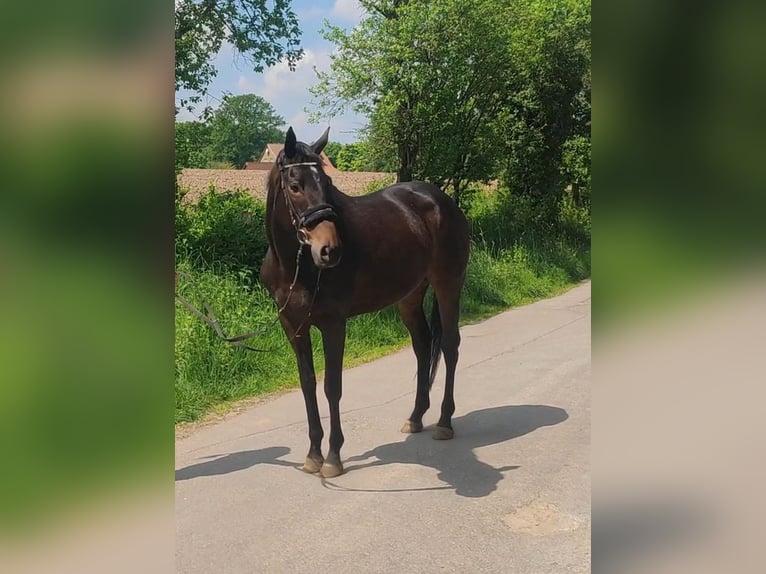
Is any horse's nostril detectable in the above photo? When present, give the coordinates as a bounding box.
[320,245,331,260]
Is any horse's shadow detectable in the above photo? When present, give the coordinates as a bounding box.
[175,405,568,496]
[175,446,296,481]
[339,404,568,498]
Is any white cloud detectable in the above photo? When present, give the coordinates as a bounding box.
[286,111,313,138]
[226,49,366,143]
[256,49,331,103]
[331,0,366,24]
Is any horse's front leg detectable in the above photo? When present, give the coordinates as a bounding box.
[282,317,324,473]
[319,319,347,478]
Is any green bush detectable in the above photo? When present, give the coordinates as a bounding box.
[176,186,268,276]
[558,193,591,246]
[174,181,591,423]
[174,259,317,422]
[361,174,395,195]
[174,261,411,423]
[465,185,591,252]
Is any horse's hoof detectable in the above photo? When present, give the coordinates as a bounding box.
[301,456,324,474]
[320,462,344,478]
[432,425,454,440]
[400,420,423,434]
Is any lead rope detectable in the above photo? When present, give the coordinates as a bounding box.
[290,268,321,340]
[175,244,321,351]
[175,161,327,351]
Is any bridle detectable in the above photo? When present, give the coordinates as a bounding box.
[173,159,341,353]
[267,157,340,337]
[278,160,338,244]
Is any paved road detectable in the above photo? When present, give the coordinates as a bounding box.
[176,281,591,573]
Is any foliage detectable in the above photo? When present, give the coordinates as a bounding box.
[174,94,285,169]
[313,0,590,214]
[175,186,268,275]
[175,259,410,422]
[322,140,395,172]
[314,0,511,200]
[322,141,343,167]
[360,174,396,195]
[207,94,285,168]
[466,184,591,256]
[561,134,591,207]
[175,0,591,421]
[175,185,590,423]
[334,143,364,171]
[561,60,591,208]
[175,121,212,169]
[496,0,591,220]
[356,120,399,172]
[175,238,588,423]
[175,0,302,114]
[462,240,589,318]
[558,193,591,246]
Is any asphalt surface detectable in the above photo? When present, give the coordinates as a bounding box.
[176,281,591,573]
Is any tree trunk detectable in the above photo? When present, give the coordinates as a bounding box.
[452,180,462,208]
[572,182,581,206]
[396,139,414,182]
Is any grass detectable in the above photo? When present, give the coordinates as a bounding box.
[175,187,590,424]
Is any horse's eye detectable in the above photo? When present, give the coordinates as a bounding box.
[289,181,301,193]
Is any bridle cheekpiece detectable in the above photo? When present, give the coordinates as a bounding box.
[279,160,338,243]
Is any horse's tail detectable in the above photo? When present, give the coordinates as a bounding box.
[428,295,442,390]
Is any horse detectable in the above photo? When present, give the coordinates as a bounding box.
[259,126,470,478]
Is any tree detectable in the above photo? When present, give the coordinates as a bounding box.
[313,0,515,205]
[335,144,365,171]
[562,65,591,208]
[323,141,343,168]
[175,0,302,114]
[496,0,591,220]
[313,0,590,211]
[207,94,285,168]
[175,121,213,169]
[324,140,395,172]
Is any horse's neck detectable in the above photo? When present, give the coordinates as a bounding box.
[328,182,346,203]
[266,188,302,275]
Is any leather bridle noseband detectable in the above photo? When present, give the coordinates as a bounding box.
[278,160,338,244]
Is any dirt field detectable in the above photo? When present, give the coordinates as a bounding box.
[178,169,394,202]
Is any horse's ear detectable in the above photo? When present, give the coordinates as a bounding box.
[284,127,297,158]
[310,126,330,155]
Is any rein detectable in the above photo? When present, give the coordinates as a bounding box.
[174,160,333,352]
[175,247,322,352]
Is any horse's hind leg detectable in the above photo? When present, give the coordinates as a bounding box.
[398,282,431,434]
[432,283,462,440]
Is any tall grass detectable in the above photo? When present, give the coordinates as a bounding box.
[175,185,590,423]
[175,263,412,422]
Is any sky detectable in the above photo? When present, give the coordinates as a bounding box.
[176,0,368,144]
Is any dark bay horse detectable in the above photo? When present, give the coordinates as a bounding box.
[260,127,470,478]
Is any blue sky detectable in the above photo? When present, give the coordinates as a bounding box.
[176,0,367,144]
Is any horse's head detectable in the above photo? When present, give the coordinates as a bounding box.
[275,126,342,269]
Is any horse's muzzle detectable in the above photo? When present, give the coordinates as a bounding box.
[317,244,342,268]
[304,219,342,269]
